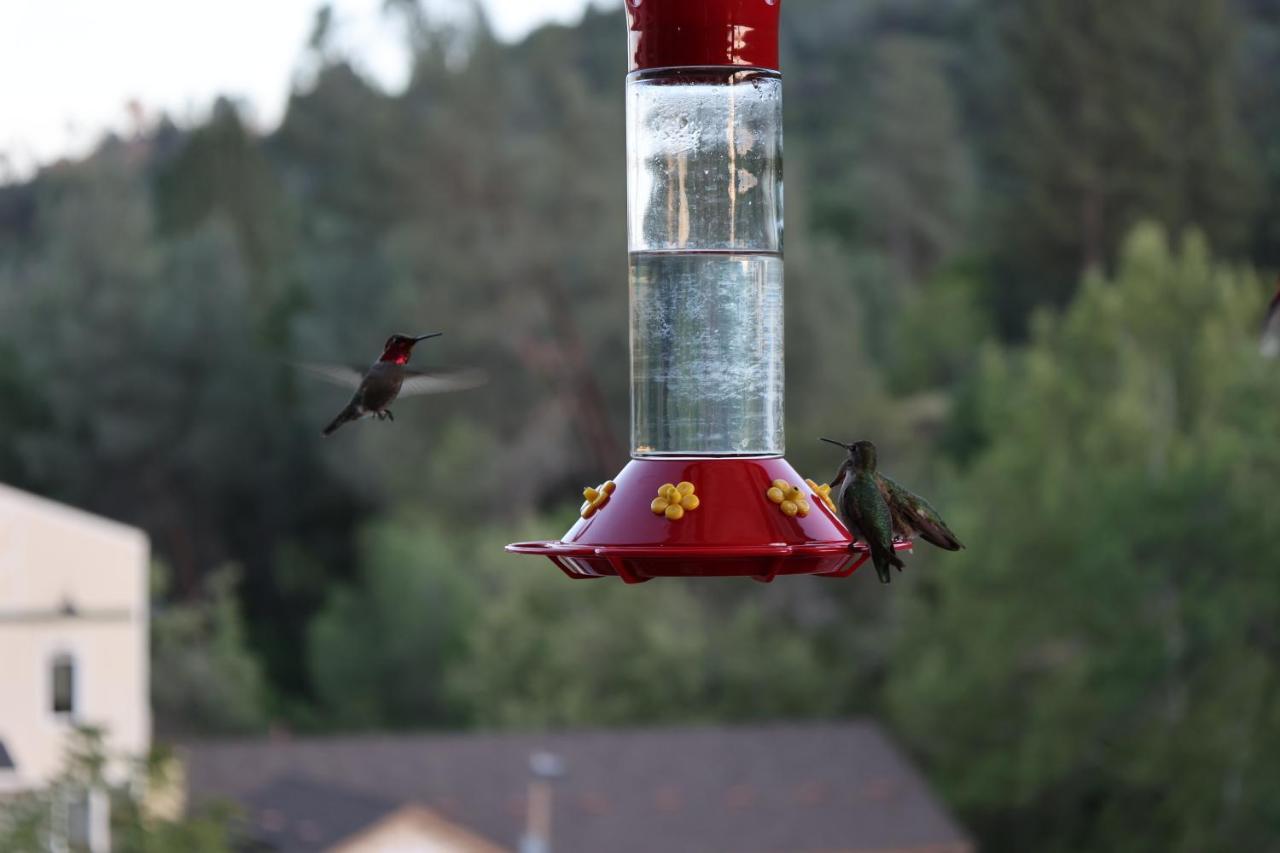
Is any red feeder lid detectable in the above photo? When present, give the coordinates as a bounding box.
[626,0,780,72]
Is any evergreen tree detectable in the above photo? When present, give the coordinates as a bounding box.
[983,0,1256,334]
[307,517,488,728]
[151,564,269,736]
[452,551,838,728]
[887,224,1280,852]
[856,35,974,287]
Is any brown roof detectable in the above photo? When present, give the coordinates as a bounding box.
[182,721,971,853]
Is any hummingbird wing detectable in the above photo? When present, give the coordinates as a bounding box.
[876,474,914,540]
[398,368,488,397]
[1262,277,1280,358]
[293,362,365,389]
[880,473,964,551]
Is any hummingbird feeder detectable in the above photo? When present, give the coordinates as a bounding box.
[508,0,904,582]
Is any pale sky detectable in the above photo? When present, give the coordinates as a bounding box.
[0,0,605,179]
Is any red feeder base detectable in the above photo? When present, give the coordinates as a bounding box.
[506,457,912,583]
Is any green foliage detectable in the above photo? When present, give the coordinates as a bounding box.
[154,97,295,314]
[151,563,269,735]
[1237,0,1280,269]
[0,728,238,852]
[887,224,1280,851]
[452,563,838,728]
[307,515,841,730]
[855,35,973,287]
[981,0,1257,333]
[0,337,51,490]
[0,140,366,695]
[307,517,494,728]
[887,268,991,393]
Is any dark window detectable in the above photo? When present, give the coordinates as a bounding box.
[52,655,75,715]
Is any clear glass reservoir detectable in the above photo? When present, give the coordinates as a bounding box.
[628,67,784,456]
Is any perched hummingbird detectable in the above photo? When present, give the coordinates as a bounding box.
[820,438,904,584]
[826,441,963,552]
[1261,276,1280,358]
[297,333,486,436]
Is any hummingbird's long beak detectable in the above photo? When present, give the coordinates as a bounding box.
[819,437,852,450]
[413,332,443,343]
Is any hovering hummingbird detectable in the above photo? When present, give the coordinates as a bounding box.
[297,333,486,436]
[1261,277,1280,358]
[820,438,904,584]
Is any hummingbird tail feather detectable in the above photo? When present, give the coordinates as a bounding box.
[322,404,360,436]
[870,542,904,585]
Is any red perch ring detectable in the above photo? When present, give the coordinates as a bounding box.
[506,457,912,583]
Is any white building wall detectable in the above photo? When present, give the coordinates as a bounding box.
[0,483,150,791]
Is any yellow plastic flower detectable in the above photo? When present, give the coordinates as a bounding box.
[652,481,699,519]
[767,480,811,517]
[580,479,617,519]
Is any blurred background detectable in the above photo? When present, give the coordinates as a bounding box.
[1,0,1279,851]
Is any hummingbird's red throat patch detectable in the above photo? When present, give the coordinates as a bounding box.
[380,342,415,364]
